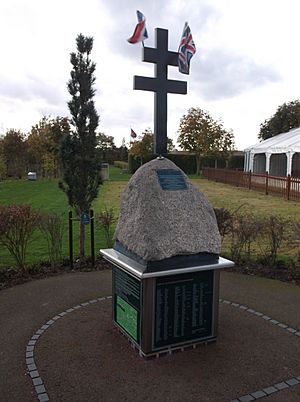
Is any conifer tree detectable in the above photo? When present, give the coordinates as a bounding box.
[59,33,101,258]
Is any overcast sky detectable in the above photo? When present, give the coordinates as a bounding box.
[0,0,300,150]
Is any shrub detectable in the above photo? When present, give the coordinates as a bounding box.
[258,216,287,267]
[214,207,233,240]
[230,213,262,264]
[39,212,64,269]
[0,205,40,272]
[96,207,117,248]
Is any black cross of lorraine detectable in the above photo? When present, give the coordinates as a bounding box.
[134,28,187,155]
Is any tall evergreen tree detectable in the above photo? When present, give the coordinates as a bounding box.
[59,33,101,257]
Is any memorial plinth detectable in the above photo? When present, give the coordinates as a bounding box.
[100,157,234,357]
[100,248,234,357]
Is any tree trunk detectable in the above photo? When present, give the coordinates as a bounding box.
[79,220,85,258]
[196,155,201,176]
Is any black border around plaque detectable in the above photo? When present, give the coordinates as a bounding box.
[153,270,214,349]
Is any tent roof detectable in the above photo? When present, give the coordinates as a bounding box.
[244,127,300,153]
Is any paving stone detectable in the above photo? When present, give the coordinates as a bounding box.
[278,323,288,329]
[38,393,49,402]
[35,385,46,394]
[223,300,230,304]
[33,377,43,386]
[250,390,267,398]
[286,378,300,386]
[294,331,300,337]
[29,370,39,379]
[239,305,248,310]
[263,386,277,395]
[239,395,255,402]
[296,376,300,381]
[59,311,67,317]
[46,320,54,325]
[286,327,297,333]
[89,299,98,303]
[232,303,239,307]
[26,351,34,358]
[274,382,289,390]
[66,308,74,313]
[106,295,112,299]
[36,329,44,335]
[270,319,279,324]
[41,325,49,330]
[27,363,37,371]
[254,312,263,316]
[52,315,61,320]
[247,309,255,313]
[31,335,40,340]
[26,345,34,352]
[73,305,82,309]
[81,302,89,306]
[26,358,34,365]
[28,340,37,346]
[97,297,105,301]
[262,315,271,320]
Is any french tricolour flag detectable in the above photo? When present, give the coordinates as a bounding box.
[127,10,148,44]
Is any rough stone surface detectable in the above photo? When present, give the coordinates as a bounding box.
[114,158,221,261]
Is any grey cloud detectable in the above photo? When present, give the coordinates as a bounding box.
[0,74,66,107]
[191,49,280,100]
[100,1,219,60]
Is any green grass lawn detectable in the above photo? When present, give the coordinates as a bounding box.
[0,167,299,268]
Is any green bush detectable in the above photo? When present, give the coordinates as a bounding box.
[228,155,244,170]
[128,153,197,174]
[39,212,64,269]
[114,161,128,170]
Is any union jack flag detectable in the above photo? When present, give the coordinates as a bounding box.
[127,10,148,44]
[178,22,196,75]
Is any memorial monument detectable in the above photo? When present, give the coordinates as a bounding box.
[100,27,234,357]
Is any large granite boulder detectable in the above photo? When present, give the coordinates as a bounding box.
[114,158,221,270]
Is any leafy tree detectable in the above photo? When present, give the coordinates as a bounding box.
[59,33,101,258]
[0,155,6,180]
[1,129,27,178]
[27,116,70,178]
[259,100,300,140]
[129,128,174,165]
[96,132,116,161]
[177,107,235,175]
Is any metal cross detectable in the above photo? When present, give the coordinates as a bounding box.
[134,28,187,155]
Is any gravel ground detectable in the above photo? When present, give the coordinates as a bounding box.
[0,269,300,402]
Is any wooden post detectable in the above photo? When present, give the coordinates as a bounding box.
[90,209,95,267]
[265,171,269,195]
[287,174,291,200]
[248,170,252,190]
[68,211,73,269]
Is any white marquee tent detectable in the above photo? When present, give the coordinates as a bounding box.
[244,127,300,177]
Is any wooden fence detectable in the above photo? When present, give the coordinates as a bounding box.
[202,168,300,202]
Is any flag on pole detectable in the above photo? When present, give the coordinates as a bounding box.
[178,22,196,75]
[127,10,148,44]
[131,128,137,138]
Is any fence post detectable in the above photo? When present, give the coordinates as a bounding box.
[68,211,73,269]
[287,174,291,200]
[90,209,95,267]
[248,170,252,190]
[265,171,269,195]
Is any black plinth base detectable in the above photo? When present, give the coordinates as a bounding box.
[114,240,219,273]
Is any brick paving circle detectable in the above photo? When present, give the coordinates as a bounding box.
[26,297,300,402]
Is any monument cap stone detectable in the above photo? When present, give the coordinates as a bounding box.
[114,158,221,272]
